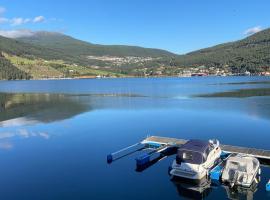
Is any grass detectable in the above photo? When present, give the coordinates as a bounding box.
[4,53,63,79]
[4,53,125,79]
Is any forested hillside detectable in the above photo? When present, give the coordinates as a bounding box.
[17,31,175,57]
[0,53,30,80]
[173,28,270,73]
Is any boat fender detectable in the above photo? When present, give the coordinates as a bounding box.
[254,177,258,184]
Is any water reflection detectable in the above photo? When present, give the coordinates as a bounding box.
[172,178,260,200]
[212,81,270,85]
[0,93,92,126]
[223,182,258,200]
[0,128,50,150]
[195,88,270,98]
[172,178,212,199]
[0,78,269,199]
[0,141,13,150]
[194,88,270,121]
[0,129,49,140]
[2,90,270,129]
[0,92,150,127]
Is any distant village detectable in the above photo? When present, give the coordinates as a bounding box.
[130,65,270,78]
[175,66,270,77]
[85,56,270,78]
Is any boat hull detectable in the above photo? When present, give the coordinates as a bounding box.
[170,146,222,182]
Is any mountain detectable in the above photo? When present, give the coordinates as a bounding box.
[0,34,92,65]
[17,31,175,58]
[174,28,270,73]
[0,32,175,79]
[0,34,82,79]
[0,28,270,80]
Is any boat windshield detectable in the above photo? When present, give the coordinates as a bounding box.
[178,150,205,164]
[183,151,193,161]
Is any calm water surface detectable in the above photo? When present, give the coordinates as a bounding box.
[0,77,270,200]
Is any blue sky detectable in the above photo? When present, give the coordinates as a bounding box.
[0,0,270,54]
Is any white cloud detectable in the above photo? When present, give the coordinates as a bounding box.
[8,16,45,26]
[0,29,35,38]
[0,17,8,23]
[244,26,263,35]
[0,6,6,15]
[0,6,47,26]
[6,16,46,26]
[33,15,45,23]
[10,17,32,26]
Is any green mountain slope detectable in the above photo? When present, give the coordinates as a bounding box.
[174,28,270,73]
[0,36,123,79]
[1,31,175,78]
[0,35,88,64]
[17,31,175,57]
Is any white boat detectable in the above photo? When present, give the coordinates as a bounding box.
[169,139,221,183]
[221,154,260,188]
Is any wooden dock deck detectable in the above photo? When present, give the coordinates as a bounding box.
[142,136,187,146]
[142,136,270,161]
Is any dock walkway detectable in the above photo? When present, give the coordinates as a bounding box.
[143,136,270,161]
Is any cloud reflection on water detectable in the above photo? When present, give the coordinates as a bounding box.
[0,128,50,150]
[0,129,50,140]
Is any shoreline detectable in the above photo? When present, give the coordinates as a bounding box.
[0,74,270,81]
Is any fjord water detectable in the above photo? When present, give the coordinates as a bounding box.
[0,77,270,200]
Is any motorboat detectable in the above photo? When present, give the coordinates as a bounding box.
[169,139,221,183]
[221,154,260,188]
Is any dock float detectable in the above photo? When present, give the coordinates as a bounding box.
[107,142,145,163]
[135,144,176,166]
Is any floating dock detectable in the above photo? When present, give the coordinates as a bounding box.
[107,135,270,192]
[107,136,270,166]
[143,136,270,162]
[107,142,145,163]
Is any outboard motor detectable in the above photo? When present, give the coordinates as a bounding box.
[228,169,239,188]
